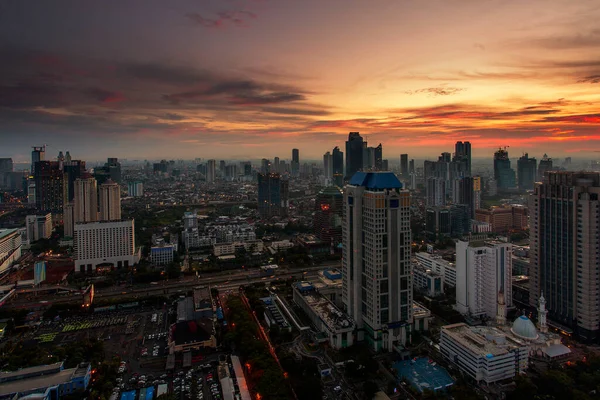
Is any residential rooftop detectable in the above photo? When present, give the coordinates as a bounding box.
[442,323,527,358]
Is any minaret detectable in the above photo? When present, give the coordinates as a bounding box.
[538,291,548,333]
[496,290,506,326]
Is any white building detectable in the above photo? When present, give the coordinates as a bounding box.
[413,263,444,297]
[0,229,22,274]
[415,252,456,287]
[426,177,446,207]
[440,323,529,384]
[25,214,52,242]
[270,240,293,251]
[342,172,412,352]
[455,239,512,319]
[127,181,144,197]
[74,220,137,272]
[74,177,98,223]
[213,240,264,256]
[99,180,121,221]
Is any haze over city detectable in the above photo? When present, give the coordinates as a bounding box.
[1,0,600,161]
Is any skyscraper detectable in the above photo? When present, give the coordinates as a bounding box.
[257,173,289,218]
[99,179,121,221]
[373,144,383,171]
[426,177,446,207]
[493,147,516,190]
[454,141,472,176]
[342,171,412,351]
[529,171,600,341]
[345,132,364,180]
[537,153,553,181]
[34,160,65,212]
[74,177,98,223]
[313,186,343,246]
[456,239,512,319]
[400,154,408,180]
[206,160,216,182]
[273,157,280,174]
[260,158,271,175]
[517,153,537,191]
[332,146,344,187]
[323,151,332,180]
[31,146,46,175]
[291,149,299,177]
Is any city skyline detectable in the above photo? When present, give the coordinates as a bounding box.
[1,1,600,160]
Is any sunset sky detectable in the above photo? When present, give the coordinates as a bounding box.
[1,0,599,162]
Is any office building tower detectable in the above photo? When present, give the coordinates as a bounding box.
[34,161,65,213]
[63,159,86,201]
[453,176,479,218]
[517,153,537,191]
[225,164,237,181]
[529,171,600,341]
[332,147,344,187]
[373,144,383,171]
[425,207,451,237]
[382,160,388,171]
[95,158,122,184]
[99,180,121,221]
[314,186,343,246]
[454,141,472,176]
[74,177,98,223]
[456,239,512,319]
[74,220,136,272]
[273,157,280,174]
[292,149,300,177]
[473,176,482,212]
[537,154,553,181]
[409,159,415,174]
[25,213,53,242]
[243,162,252,176]
[31,146,46,175]
[323,152,332,180]
[493,148,516,191]
[342,171,412,351]
[219,160,226,176]
[257,173,289,218]
[127,181,144,197]
[400,154,409,180]
[345,132,364,180]
[63,202,74,238]
[260,158,271,175]
[206,160,216,182]
[0,158,13,189]
[426,177,446,207]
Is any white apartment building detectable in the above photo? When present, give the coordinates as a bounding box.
[426,177,446,207]
[440,323,529,384]
[342,172,412,352]
[270,240,294,251]
[0,229,22,274]
[415,252,456,287]
[74,177,98,223]
[455,239,512,319]
[25,213,52,242]
[213,240,264,257]
[74,220,136,272]
[413,264,444,297]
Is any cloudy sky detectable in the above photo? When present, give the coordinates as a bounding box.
[1,0,599,162]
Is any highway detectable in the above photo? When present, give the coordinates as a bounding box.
[5,263,337,309]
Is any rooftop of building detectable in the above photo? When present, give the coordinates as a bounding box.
[442,323,528,357]
[349,171,402,190]
[296,286,354,331]
[0,229,19,241]
[172,319,213,346]
[317,186,343,197]
[413,302,432,319]
[193,286,212,312]
[0,362,87,397]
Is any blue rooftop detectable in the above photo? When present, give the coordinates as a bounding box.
[349,171,402,190]
[394,358,454,393]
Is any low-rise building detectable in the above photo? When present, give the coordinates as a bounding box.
[0,362,91,400]
[415,252,456,287]
[0,229,21,275]
[150,243,176,265]
[440,323,529,384]
[270,240,294,251]
[292,281,355,349]
[475,205,528,233]
[296,234,330,256]
[169,294,217,353]
[413,264,444,297]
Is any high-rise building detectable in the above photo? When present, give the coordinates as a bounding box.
[382,160,389,171]
[454,141,471,176]
[313,186,343,246]
[529,171,600,341]
[473,176,482,212]
[257,173,289,218]
[94,158,122,184]
[0,158,13,173]
[273,157,280,174]
[517,153,537,191]
[291,149,300,177]
[323,152,332,180]
[260,158,271,175]
[25,213,52,242]
[34,161,65,213]
[74,177,98,223]
[493,148,516,191]
[537,153,553,181]
[345,132,364,180]
[426,177,446,207]
[242,162,252,176]
[373,144,383,171]
[409,159,415,175]
[453,176,478,218]
[219,160,226,176]
[63,202,74,238]
[99,180,121,221]
[400,154,408,180]
[342,171,412,351]
[127,181,144,197]
[206,160,216,182]
[456,239,512,319]
[31,146,46,175]
[63,159,86,202]
[74,220,136,272]
[0,228,22,275]
[332,147,344,187]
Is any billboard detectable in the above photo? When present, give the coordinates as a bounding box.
[34,261,47,285]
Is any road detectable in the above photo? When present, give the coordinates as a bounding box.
[5,263,337,309]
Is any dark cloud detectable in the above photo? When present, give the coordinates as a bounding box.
[186,10,257,29]
[164,113,186,120]
[578,75,600,83]
[536,114,600,123]
[122,63,210,86]
[86,88,125,103]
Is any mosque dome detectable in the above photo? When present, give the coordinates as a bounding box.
[511,315,539,340]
